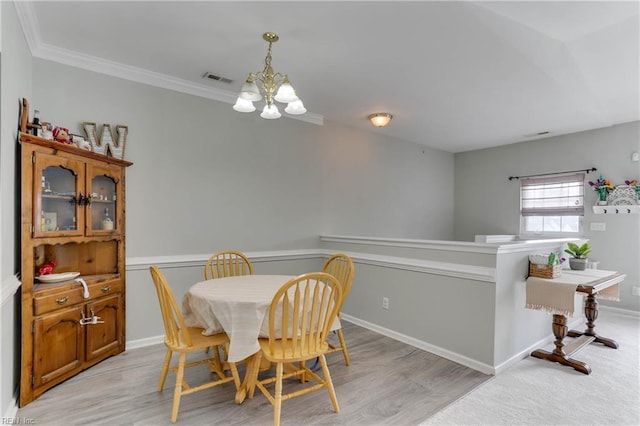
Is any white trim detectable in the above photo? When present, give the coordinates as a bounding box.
[126,335,165,350]
[492,315,583,375]
[348,252,495,282]
[599,304,640,319]
[321,234,500,254]
[126,314,505,376]
[126,249,496,282]
[341,314,495,375]
[320,234,579,255]
[1,275,21,307]
[126,249,323,271]
[2,395,18,423]
[13,2,323,127]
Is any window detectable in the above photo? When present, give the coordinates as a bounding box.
[520,173,584,235]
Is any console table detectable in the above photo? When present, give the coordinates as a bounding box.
[525,269,625,374]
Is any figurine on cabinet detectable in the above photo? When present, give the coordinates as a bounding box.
[38,260,56,276]
[71,134,92,150]
[52,127,73,145]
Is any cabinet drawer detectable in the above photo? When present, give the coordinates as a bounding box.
[34,278,122,316]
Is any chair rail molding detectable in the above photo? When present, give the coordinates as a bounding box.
[127,248,496,282]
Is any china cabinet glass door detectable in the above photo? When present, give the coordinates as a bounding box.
[34,153,84,238]
[86,164,122,236]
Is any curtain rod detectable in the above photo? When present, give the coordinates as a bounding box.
[508,167,597,181]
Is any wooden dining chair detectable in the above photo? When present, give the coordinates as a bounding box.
[203,250,254,356]
[149,265,240,423]
[322,253,355,366]
[248,272,343,426]
[204,249,254,280]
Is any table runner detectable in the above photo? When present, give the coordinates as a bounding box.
[526,269,620,316]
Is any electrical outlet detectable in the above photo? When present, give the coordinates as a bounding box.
[632,287,640,297]
[382,296,389,310]
[590,222,606,231]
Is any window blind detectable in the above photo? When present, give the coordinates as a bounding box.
[521,173,585,216]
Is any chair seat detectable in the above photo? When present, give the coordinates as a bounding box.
[258,338,329,363]
[167,327,229,352]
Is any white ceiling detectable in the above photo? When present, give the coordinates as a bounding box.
[15,1,640,153]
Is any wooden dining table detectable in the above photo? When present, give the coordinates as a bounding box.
[182,274,341,403]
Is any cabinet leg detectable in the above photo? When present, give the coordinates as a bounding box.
[567,294,619,349]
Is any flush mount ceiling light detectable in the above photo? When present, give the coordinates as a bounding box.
[368,113,393,128]
[233,32,306,119]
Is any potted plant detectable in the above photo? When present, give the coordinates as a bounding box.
[564,242,591,270]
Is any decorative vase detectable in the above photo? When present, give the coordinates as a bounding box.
[569,258,588,271]
[596,187,608,205]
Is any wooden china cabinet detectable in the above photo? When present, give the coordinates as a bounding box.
[19,112,132,406]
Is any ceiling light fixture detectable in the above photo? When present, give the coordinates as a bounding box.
[233,32,306,119]
[368,113,393,128]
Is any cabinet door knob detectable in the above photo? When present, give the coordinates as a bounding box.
[55,296,68,305]
[101,285,111,293]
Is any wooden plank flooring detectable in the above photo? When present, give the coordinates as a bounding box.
[17,322,490,425]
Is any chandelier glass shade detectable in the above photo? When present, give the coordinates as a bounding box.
[233,32,306,118]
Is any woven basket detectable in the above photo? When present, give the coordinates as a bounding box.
[529,262,562,279]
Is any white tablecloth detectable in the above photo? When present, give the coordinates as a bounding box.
[182,275,341,362]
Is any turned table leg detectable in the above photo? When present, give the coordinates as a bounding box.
[568,293,619,349]
[530,314,592,375]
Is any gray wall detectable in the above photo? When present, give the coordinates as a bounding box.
[31,59,455,257]
[1,0,32,417]
[454,122,640,311]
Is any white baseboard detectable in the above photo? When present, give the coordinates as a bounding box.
[599,305,640,318]
[3,395,18,422]
[126,334,164,350]
[341,314,495,375]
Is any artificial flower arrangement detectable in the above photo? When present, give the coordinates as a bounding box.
[589,175,615,204]
[625,179,640,199]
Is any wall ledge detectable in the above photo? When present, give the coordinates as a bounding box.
[320,234,578,255]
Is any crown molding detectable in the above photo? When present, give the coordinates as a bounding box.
[13,2,323,126]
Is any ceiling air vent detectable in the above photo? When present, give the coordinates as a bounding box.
[203,72,233,84]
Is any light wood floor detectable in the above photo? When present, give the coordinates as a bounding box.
[17,322,489,425]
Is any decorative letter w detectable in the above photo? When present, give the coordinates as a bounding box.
[83,122,128,160]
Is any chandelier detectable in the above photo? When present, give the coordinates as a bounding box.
[233,32,306,119]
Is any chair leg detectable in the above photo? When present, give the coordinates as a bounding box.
[158,348,173,392]
[336,328,350,366]
[319,354,340,413]
[171,353,186,423]
[274,362,284,426]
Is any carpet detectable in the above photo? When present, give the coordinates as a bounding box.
[422,310,640,425]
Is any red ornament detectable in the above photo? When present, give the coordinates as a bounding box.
[38,260,57,276]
